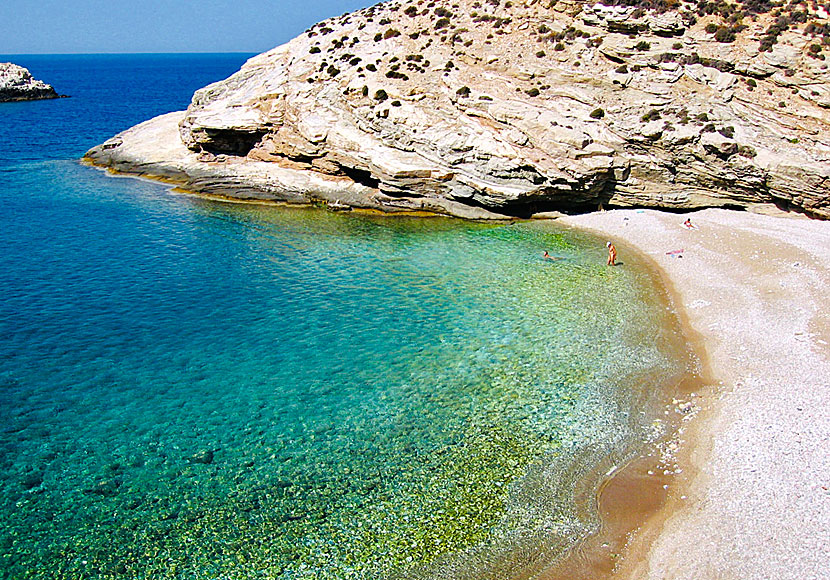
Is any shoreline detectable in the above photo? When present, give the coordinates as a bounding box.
[539,228,713,580]
[69,158,830,576]
[81,159,717,577]
[555,208,830,579]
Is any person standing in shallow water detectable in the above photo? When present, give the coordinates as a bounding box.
[606,241,617,266]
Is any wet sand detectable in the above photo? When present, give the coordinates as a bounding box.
[556,208,830,580]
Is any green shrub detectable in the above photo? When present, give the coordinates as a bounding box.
[384,28,401,39]
[526,87,540,97]
[590,108,605,119]
[309,46,321,54]
[435,17,451,29]
[374,89,388,101]
[634,40,650,51]
[714,26,736,42]
[536,50,546,57]
[615,64,629,73]
[456,86,471,97]
[642,109,662,122]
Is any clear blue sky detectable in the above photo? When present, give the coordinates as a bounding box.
[1,0,377,54]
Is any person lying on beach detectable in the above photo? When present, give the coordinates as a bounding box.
[606,242,617,266]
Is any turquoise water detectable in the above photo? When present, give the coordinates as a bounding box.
[0,56,687,579]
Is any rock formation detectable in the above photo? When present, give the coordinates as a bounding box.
[0,63,62,102]
[86,0,830,219]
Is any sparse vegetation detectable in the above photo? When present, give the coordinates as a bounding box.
[738,145,757,158]
[642,109,662,122]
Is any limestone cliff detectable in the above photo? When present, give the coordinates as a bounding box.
[0,63,62,102]
[86,0,830,219]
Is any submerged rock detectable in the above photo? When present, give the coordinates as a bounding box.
[188,449,215,464]
[0,63,63,102]
[86,0,830,219]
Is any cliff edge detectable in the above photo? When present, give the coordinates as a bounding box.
[86,0,830,218]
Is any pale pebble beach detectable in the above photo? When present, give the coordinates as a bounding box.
[560,208,830,580]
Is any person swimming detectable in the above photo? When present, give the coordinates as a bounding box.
[543,251,562,261]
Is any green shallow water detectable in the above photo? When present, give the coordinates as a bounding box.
[0,163,687,579]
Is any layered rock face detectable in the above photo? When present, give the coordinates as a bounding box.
[87,0,830,218]
[0,63,62,102]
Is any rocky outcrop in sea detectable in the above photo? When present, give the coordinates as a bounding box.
[0,63,63,102]
[86,0,830,219]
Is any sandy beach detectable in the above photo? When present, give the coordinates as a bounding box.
[557,208,830,579]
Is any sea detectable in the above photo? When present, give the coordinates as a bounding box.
[0,54,689,580]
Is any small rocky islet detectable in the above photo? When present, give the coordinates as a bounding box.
[0,63,64,102]
[86,0,830,219]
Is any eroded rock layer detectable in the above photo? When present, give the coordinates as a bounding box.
[87,0,830,218]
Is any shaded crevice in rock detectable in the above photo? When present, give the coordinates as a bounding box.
[194,129,268,156]
[340,165,381,190]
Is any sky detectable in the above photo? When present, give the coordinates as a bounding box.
[0,0,377,54]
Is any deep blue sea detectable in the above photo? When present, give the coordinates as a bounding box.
[0,55,687,580]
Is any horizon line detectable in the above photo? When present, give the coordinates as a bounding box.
[0,51,264,57]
